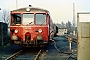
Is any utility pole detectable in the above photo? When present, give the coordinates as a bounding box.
[57,19,58,24]
[16,0,18,9]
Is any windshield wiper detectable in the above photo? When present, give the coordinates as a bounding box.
[26,21,34,25]
[29,21,34,24]
[40,20,46,26]
[29,21,33,24]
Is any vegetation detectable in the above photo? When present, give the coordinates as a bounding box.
[0,9,10,25]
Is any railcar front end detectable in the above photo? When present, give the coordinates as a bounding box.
[10,7,55,47]
[10,7,51,47]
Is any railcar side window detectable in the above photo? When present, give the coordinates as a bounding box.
[36,14,46,25]
[11,14,21,25]
[22,14,34,25]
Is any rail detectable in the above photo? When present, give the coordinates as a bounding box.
[65,35,77,44]
[5,50,22,60]
[34,49,42,60]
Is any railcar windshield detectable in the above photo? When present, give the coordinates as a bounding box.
[36,14,46,25]
[22,13,34,25]
[11,14,21,25]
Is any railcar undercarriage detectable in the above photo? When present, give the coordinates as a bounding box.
[11,39,48,47]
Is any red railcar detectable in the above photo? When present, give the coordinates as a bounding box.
[10,6,54,47]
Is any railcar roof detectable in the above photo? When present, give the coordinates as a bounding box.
[11,7,49,13]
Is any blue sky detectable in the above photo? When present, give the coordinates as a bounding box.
[0,0,90,24]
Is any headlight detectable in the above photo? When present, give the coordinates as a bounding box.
[36,35,43,40]
[26,7,30,12]
[38,29,42,33]
[11,35,18,40]
[15,29,18,33]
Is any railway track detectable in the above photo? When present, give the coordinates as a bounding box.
[4,47,43,60]
[5,50,22,60]
[65,35,77,44]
